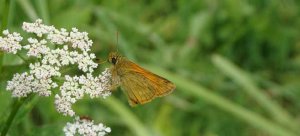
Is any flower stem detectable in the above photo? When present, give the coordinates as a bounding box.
[0,0,12,76]
[16,53,30,64]
[0,95,33,136]
[0,0,10,33]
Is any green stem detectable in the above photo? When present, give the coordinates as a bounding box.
[16,53,30,64]
[0,0,12,79]
[1,99,23,136]
[0,95,33,136]
[1,99,22,136]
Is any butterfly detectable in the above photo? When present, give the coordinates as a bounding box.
[108,52,175,106]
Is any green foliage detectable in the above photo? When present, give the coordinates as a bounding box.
[1,0,300,136]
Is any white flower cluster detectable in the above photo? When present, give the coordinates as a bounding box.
[22,19,55,37]
[64,116,111,136]
[0,30,23,54]
[6,62,61,97]
[55,69,112,116]
[1,19,113,117]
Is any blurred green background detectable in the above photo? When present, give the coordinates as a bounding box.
[1,0,300,136]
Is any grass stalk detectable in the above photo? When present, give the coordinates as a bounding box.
[146,65,297,136]
[17,0,38,21]
[212,54,299,133]
[101,96,152,136]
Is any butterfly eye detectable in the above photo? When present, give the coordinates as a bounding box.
[111,57,117,65]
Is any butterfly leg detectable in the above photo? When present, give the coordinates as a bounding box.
[108,72,121,91]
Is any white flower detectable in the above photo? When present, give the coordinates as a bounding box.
[0,30,23,54]
[47,27,93,52]
[79,70,112,98]
[22,19,55,37]
[69,28,93,52]
[6,71,57,97]
[3,19,113,136]
[3,29,9,35]
[55,69,112,116]
[4,19,113,136]
[29,62,61,79]
[6,72,34,97]
[48,28,69,44]
[6,61,60,97]
[63,116,111,136]
[38,48,98,72]
[30,77,56,96]
[75,52,98,72]
[5,19,113,128]
[23,38,50,57]
[54,94,76,116]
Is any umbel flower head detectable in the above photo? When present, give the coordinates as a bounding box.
[0,19,111,135]
[64,116,111,136]
[1,19,113,116]
[0,30,22,54]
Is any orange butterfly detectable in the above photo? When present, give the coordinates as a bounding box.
[108,52,175,106]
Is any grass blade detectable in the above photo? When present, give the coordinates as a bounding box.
[146,65,297,136]
[212,54,298,132]
[101,96,152,136]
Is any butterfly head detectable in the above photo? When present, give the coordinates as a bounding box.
[108,52,122,65]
